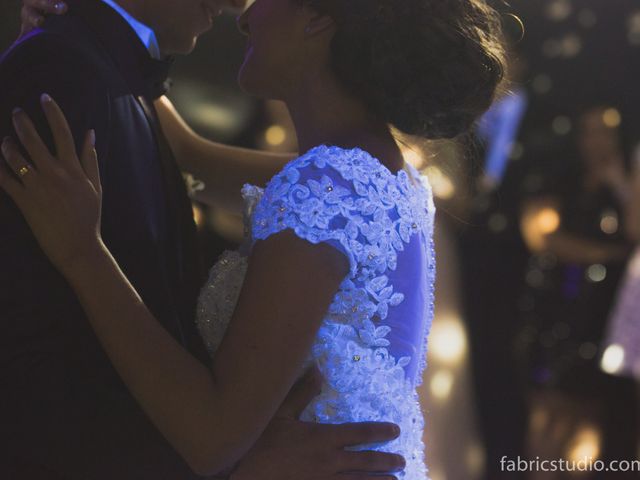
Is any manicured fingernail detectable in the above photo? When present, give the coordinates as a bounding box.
[89,129,96,146]
[54,2,67,13]
[12,108,22,116]
[41,93,52,104]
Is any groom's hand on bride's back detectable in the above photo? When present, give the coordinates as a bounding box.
[230,370,405,480]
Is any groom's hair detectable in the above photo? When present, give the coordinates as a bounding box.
[305,0,508,140]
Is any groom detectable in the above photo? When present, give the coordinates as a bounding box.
[0,1,402,478]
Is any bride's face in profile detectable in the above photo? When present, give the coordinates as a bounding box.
[236,0,333,100]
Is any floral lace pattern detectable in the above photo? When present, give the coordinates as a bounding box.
[197,145,435,479]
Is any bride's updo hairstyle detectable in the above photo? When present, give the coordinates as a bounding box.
[310,0,507,139]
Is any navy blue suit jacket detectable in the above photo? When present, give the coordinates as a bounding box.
[0,1,208,478]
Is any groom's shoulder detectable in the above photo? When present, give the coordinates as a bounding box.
[1,18,104,81]
[1,34,89,73]
[0,22,110,123]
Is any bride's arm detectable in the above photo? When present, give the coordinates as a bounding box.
[65,233,346,475]
[1,97,348,476]
[155,97,294,212]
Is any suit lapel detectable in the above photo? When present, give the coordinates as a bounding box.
[137,95,205,358]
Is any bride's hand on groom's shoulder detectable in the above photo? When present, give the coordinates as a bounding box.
[0,94,105,276]
[230,370,406,480]
[19,0,67,39]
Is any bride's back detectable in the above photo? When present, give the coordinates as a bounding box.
[198,143,435,479]
[252,144,436,479]
[384,229,435,383]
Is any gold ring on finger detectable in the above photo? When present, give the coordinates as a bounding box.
[17,165,31,178]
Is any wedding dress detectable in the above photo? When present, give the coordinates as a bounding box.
[197,145,436,479]
[603,246,640,380]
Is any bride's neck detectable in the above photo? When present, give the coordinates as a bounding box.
[285,73,393,155]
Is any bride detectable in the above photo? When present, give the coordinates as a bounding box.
[3,0,506,478]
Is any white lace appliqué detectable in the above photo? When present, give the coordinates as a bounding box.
[196,145,435,480]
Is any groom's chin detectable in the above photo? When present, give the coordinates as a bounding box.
[160,36,200,56]
[182,38,199,54]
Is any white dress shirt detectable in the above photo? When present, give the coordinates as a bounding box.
[101,0,161,59]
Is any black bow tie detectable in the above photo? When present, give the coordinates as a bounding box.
[142,56,175,100]
[62,0,175,100]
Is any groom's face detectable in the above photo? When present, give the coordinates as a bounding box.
[143,0,239,55]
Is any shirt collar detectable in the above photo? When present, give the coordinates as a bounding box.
[100,0,161,59]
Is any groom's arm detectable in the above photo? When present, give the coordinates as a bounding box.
[155,96,294,213]
[228,369,404,480]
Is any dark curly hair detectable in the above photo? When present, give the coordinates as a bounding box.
[309,0,508,139]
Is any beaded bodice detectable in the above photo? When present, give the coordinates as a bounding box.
[197,145,435,479]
